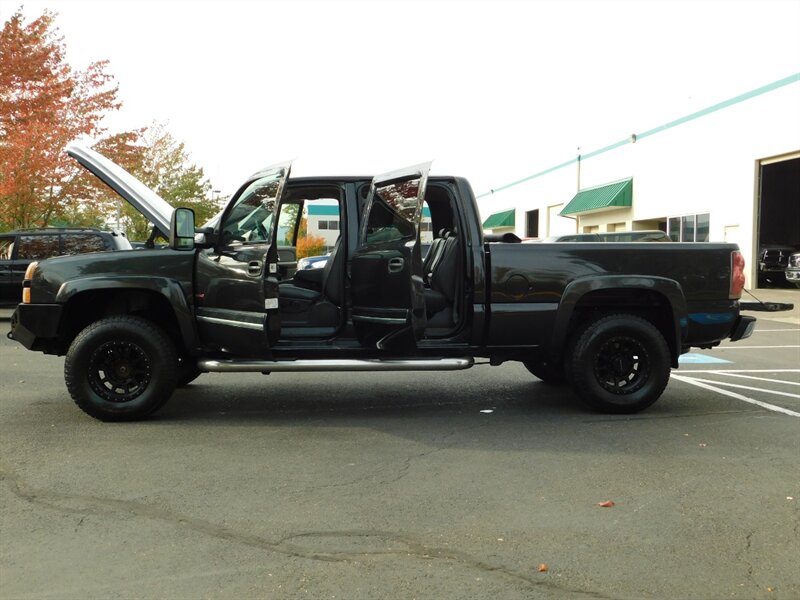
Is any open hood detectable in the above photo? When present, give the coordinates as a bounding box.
[66,142,174,235]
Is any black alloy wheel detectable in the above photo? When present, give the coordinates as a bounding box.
[593,335,650,395]
[569,314,671,414]
[87,340,152,402]
[65,316,178,421]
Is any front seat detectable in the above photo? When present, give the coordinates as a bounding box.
[279,236,344,328]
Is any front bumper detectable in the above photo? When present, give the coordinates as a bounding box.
[786,269,800,283]
[729,315,756,342]
[8,304,63,352]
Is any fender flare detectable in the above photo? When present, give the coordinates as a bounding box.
[55,276,198,351]
[551,275,688,362]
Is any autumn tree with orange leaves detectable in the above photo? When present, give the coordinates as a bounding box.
[0,9,126,231]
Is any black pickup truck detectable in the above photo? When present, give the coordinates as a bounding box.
[9,144,755,421]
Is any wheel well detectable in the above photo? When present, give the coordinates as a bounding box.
[566,288,678,362]
[59,289,186,355]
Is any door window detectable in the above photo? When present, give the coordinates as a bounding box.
[220,172,286,246]
[17,235,60,260]
[361,178,422,245]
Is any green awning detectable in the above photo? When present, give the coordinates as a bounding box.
[560,178,633,216]
[482,209,515,229]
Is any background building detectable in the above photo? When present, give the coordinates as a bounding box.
[479,74,800,288]
[306,204,433,254]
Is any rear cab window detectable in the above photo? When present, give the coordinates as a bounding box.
[63,234,112,254]
[17,235,60,260]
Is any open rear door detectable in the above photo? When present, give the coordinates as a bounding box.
[351,163,431,350]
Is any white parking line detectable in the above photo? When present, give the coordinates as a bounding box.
[672,374,800,417]
[675,369,800,373]
[753,328,800,333]
[712,372,800,386]
[682,376,800,399]
[715,345,800,349]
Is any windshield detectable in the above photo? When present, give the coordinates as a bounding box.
[220,172,286,246]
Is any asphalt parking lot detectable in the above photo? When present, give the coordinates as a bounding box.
[1,289,798,600]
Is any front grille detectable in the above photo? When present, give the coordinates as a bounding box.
[762,249,790,266]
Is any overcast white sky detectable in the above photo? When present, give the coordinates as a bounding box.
[2,0,799,202]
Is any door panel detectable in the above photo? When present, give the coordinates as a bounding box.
[195,163,291,354]
[351,163,431,349]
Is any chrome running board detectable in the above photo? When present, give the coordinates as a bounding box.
[199,357,474,373]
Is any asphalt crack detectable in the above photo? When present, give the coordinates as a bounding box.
[1,465,610,598]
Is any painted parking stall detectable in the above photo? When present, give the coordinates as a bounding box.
[674,322,800,417]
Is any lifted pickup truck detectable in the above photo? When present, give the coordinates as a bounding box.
[9,144,756,421]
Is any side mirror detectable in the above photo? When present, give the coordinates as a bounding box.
[193,227,216,248]
[170,207,196,251]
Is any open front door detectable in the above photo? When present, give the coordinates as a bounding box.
[351,163,431,350]
[195,162,291,355]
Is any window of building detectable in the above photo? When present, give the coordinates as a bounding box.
[525,209,539,238]
[696,214,710,242]
[318,219,340,231]
[668,213,710,242]
[681,214,695,242]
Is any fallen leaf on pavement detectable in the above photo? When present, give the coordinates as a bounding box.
[537,563,548,572]
[598,500,615,507]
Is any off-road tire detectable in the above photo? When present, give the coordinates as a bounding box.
[65,316,178,421]
[568,314,670,414]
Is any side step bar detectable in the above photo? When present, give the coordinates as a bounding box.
[199,357,474,373]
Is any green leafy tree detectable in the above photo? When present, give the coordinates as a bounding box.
[90,124,221,240]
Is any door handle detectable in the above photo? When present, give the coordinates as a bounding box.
[388,257,404,273]
[247,261,263,276]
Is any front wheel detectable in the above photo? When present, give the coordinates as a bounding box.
[64,316,178,421]
[568,314,671,414]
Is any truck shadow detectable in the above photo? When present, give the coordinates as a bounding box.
[158,367,588,422]
[145,371,700,457]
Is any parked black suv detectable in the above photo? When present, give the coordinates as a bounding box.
[0,228,132,307]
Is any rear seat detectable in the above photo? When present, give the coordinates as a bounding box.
[422,229,448,284]
[423,229,459,317]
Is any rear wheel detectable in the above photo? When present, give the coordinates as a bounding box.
[568,314,670,414]
[65,316,178,421]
